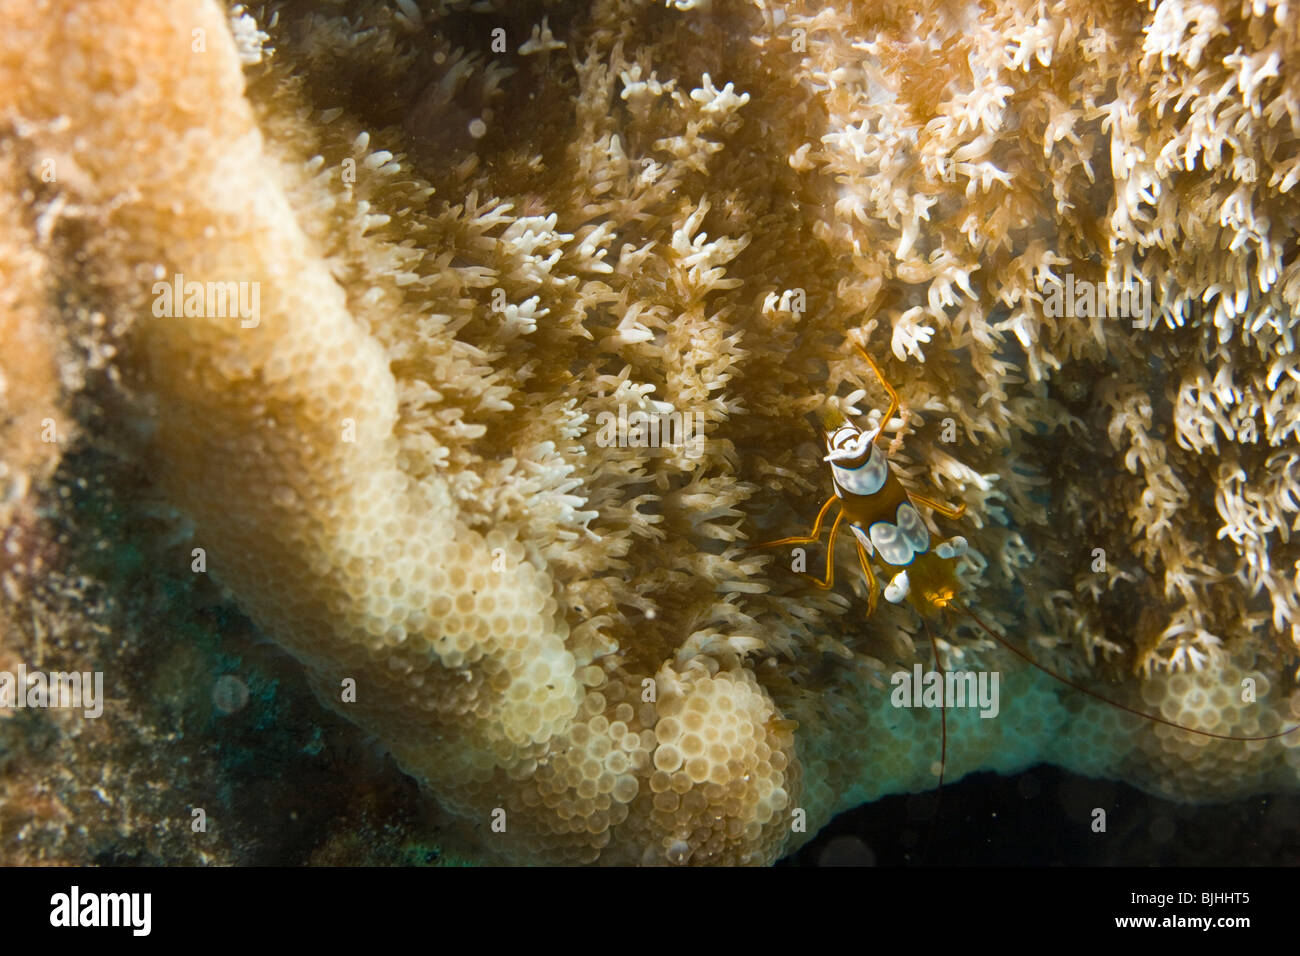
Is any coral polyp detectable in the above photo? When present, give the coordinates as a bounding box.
[1,0,1299,865]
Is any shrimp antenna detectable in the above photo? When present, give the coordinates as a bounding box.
[918,614,948,792]
[950,599,1300,743]
[917,614,947,867]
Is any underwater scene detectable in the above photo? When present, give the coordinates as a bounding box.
[1,0,1299,871]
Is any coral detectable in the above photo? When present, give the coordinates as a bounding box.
[2,0,1300,865]
[0,143,65,555]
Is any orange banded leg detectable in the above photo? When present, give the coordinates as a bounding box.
[910,493,966,520]
[746,496,839,549]
[851,341,899,443]
[810,508,846,590]
[854,537,879,615]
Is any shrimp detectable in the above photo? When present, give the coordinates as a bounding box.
[751,335,1300,792]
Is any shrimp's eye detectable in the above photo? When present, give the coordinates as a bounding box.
[827,425,858,449]
[825,424,872,462]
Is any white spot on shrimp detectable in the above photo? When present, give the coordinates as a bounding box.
[884,570,910,603]
[831,441,888,496]
[869,502,930,565]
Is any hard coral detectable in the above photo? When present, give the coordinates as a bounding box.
[2,0,1300,864]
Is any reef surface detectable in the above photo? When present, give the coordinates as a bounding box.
[1,0,1299,865]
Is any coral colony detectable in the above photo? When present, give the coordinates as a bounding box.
[1,0,1299,865]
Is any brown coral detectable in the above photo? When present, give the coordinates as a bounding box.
[2,0,1300,865]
